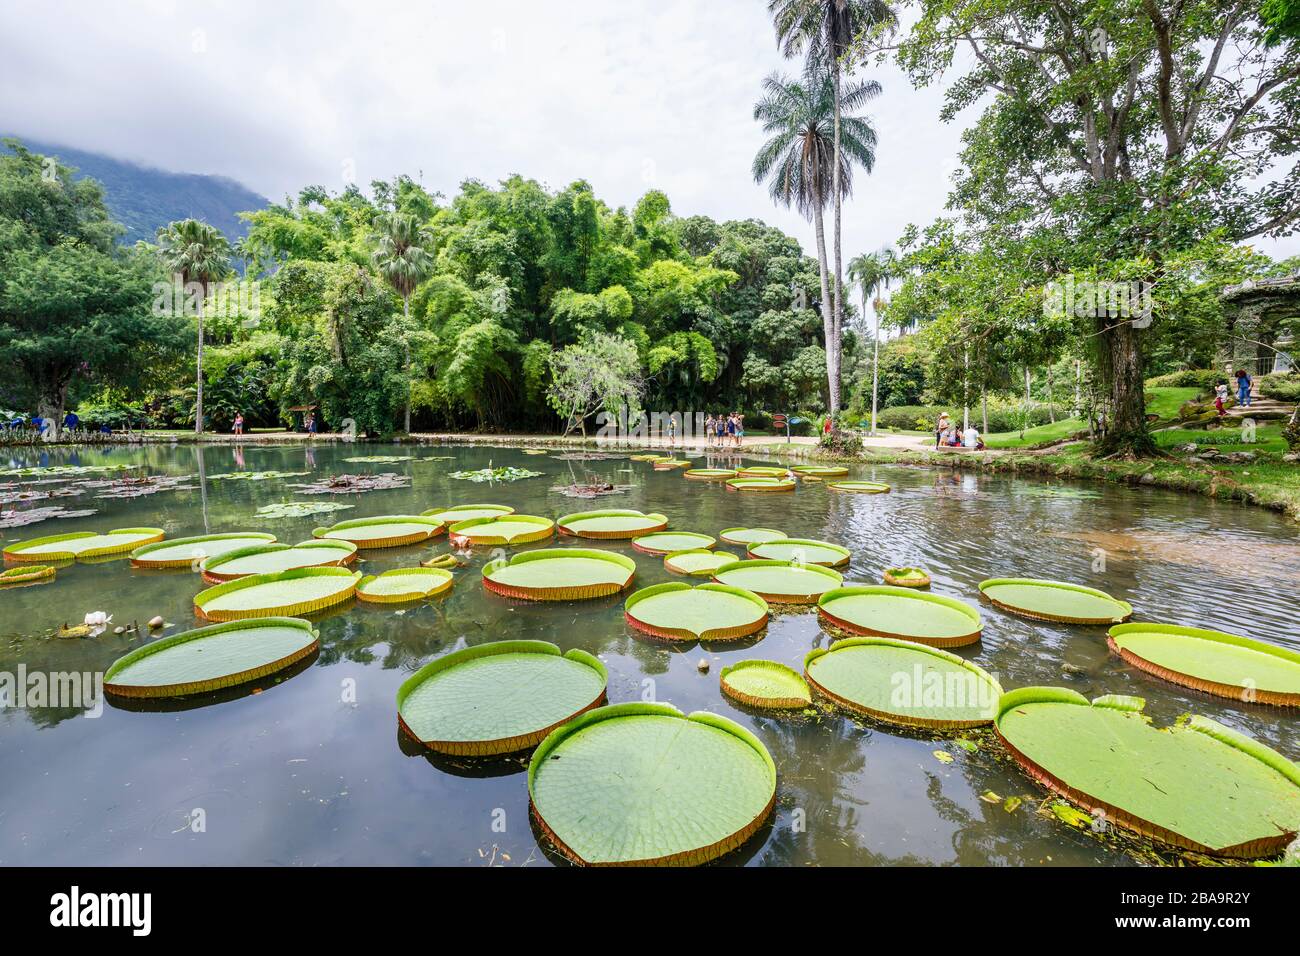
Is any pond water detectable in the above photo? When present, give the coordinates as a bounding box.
[2,441,1297,867]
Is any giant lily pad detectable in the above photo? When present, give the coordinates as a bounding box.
[397,640,607,756]
[719,660,811,710]
[3,527,164,562]
[0,564,55,586]
[556,509,668,539]
[448,466,543,482]
[736,466,791,479]
[683,468,737,481]
[747,537,850,568]
[483,549,635,601]
[194,567,361,621]
[818,586,983,647]
[804,637,1002,728]
[712,559,843,604]
[726,477,795,493]
[104,617,319,698]
[979,578,1132,624]
[995,687,1300,858]
[884,567,931,588]
[200,540,357,583]
[652,459,692,470]
[448,514,554,547]
[313,515,444,549]
[624,582,768,643]
[421,503,514,523]
[129,532,277,569]
[719,527,786,546]
[528,702,776,865]
[254,501,354,520]
[357,567,454,603]
[827,480,891,494]
[1107,622,1300,707]
[791,465,849,479]
[664,549,739,576]
[630,531,716,556]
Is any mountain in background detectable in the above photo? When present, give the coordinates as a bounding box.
[2,135,269,247]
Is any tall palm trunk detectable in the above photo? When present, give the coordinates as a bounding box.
[195,285,205,436]
[402,294,412,434]
[829,65,844,415]
[812,199,834,412]
[863,284,879,435]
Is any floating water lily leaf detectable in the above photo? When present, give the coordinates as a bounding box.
[884,567,931,588]
[357,567,454,603]
[483,548,635,601]
[1017,484,1103,500]
[194,566,361,621]
[448,514,554,547]
[713,559,843,604]
[0,464,133,478]
[208,471,308,481]
[528,702,776,865]
[254,501,354,520]
[629,454,662,462]
[556,509,668,539]
[631,531,716,556]
[995,687,1300,858]
[736,466,791,478]
[805,637,1002,728]
[683,468,737,481]
[0,505,97,529]
[664,549,739,576]
[726,477,796,492]
[421,503,514,523]
[104,617,319,698]
[448,466,543,482]
[720,660,811,710]
[1108,622,1300,706]
[748,537,850,568]
[313,515,444,549]
[652,459,692,470]
[719,527,786,546]
[289,473,410,494]
[129,532,277,569]
[83,474,196,498]
[827,480,891,494]
[397,640,607,756]
[624,582,769,643]
[343,455,413,464]
[792,465,849,478]
[200,540,357,583]
[3,527,164,562]
[979,578,1132,624]
[933,750,954,764]
[0,564,55,586]
[818,586,983,647]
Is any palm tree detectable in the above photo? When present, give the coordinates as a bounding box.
[752,66,879,413]
[769,0,896,413]
[370,212,434,433]
[156,218,232,435]
[847,246,895,435]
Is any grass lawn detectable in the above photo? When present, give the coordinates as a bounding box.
[1145,386,1201,420]
[983,417,1088,449]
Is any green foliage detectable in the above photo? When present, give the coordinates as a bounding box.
[546,333,644,435]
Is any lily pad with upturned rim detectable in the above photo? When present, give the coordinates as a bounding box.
[313,515,444,549]
[884,567,931,588]
[712,559,843,604]
[726,477,796,493]
[1107,622,1300,706]
[357,567,454,604]
[818,585,983,647]
[747,537,850,568]
[0,564,55,586]
[630,531,716,556]
[804,637,1002,728]
[129,532,277,569]
[683,468,737,481]
[624,582,768,643]
[652,459,692,470]
[397,640,607,756]
[719,527,786,546]
[194,566,361,621]
[448,514,555,547]
[483,549,635,601]
[104,617,319,698]
[791,465,849,479]
[994,687,1300,858]
[556,509,668,540]
[827,480,891,494]
[3,527,165,562]
[979,578,1132,624]
[736,466,791,479]
[199,540,357,583]
[528,702,776,866]
[421,503,515,523]
[663,549,739,577]
[719,660,812,710]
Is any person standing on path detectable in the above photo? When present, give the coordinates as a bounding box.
[1235,369,1253,408]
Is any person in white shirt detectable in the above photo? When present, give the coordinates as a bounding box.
[963,425,982,449]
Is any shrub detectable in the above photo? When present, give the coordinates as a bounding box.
[819,426,862,456]
[1144,369,1221,391]
[1259,373,1300,402]
[873,404,1069,433]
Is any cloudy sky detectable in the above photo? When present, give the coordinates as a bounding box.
[3,0,1296,271]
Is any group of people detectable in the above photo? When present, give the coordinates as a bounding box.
[935,411,985,450]
[702,413,744,448]
[1214,369,1254,416]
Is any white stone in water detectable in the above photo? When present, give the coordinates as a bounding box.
[148,615,165,629]
[696,657,710,673]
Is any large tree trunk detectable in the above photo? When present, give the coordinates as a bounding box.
[829,65,844,415]
[194,308,205,436]
[403,295,412,434]
[1097,320,1155,456]
[37,378,68,441]
[811,201,834,414]
[866,288,879,436]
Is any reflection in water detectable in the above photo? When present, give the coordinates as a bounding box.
[0,442,1297,866]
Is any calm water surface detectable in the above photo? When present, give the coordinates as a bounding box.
[2,441,1297,866]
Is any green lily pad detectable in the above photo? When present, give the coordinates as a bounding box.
[104,617,319,698]
[448,466,543,482]
[719,527,786,546]
[448,514,554,547]
[200,540,356,582]
[995,687,1300,858]
[663,549,739,576]
[884,566,931,588]
[195,567,361,621]
[1108,622,1300,706]
[712,559,843,604]
[208,471,308,480]
[652,459,692,470]
[483,549,635,601]
[397,640,607,756]
[254,501,354,520]
[719,660,812,710]
[357,567,454,603]
[624,582,769,642]
[313,515,444,549]
[736,466,791,478]
[791,465,849,478]
[726,477,796,492]
[528,702,776,865]
[818,586,983,647]
[747,537,850,568]
[683,468,737,480]
[828,480,891,494]
[342,455,413,463]
[979,578,1132,624]
[556,509,668,539]
[804,637,1002,728]
[0,564,55,586]
[129,532,277,569]
[630,531,716,555]
[421,503,514,523]
[3,527,164,562]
